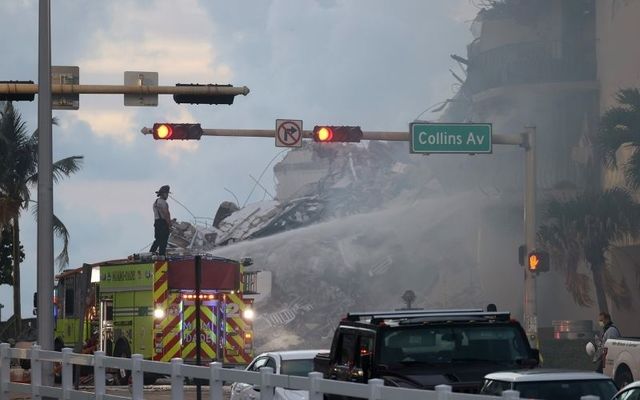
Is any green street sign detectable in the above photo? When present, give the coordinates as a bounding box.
[410,122,492,154]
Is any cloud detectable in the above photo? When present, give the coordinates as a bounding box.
[76,0,230,83]
[70,0,232,152]
[73,108,138,143]
[56,179,152,221]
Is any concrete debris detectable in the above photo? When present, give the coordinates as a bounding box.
[168,141,426,254]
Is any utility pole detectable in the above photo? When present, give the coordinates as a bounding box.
[523,127,538,345]
[37,0,55,389]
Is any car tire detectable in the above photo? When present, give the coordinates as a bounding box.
[614,365,634,389]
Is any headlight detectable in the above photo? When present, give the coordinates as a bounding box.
[154,308,166,319]
[243,308,255,320]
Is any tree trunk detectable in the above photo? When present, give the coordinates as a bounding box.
[591,263,609,315]
[12,218,22,338]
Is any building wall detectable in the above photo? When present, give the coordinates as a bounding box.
[596,0,640,112]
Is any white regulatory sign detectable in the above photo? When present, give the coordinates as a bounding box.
[276,119,303,147]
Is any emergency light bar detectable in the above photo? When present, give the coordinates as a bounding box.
[346,308,483,321]
[182,293,217,300]
[347,310,511,323]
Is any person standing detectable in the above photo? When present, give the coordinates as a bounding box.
[150,185,172,256]
[593,311,621,373]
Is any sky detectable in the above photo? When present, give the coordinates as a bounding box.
[0,0,477,319]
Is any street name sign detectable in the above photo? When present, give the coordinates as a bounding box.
[410,122,492,154]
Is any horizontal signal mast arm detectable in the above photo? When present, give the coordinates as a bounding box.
[142,128,414,141]
[0,83,250,96]
[141,128,526,145]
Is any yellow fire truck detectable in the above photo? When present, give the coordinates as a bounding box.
[52,254,257,383]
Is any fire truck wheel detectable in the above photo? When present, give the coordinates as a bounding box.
[113,341,131,385]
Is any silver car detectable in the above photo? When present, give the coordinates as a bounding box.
[612,380,640,400]
[231,350,328,400]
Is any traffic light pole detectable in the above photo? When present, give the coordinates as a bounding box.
[523,127,538,346]
[141,125,539,345]
[37,0,55,390]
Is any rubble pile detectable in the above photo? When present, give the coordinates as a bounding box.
[168,141,436,253]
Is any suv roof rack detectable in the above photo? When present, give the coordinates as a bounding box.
[345,309,510,323]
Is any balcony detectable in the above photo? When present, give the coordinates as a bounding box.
[466,40,596,95]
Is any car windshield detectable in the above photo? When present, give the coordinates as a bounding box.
[280,359,314,377]
[380,325,530,365]
[515,379,618,400]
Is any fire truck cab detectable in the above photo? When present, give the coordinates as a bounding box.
[53,254,257,383]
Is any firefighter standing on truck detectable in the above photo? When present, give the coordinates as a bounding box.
[150,185,172,256]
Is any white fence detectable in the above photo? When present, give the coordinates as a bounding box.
[0,343,601,400]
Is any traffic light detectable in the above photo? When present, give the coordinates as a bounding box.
[313,126,363,143]
[0,80,35,101]
[173,84,235,105]
[527,250,550,273]
[152,123,203,140]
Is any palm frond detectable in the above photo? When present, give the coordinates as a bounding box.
[603,265,632,310]
[28,155,84,185]
[623,148,640,190]
[53,213,70,269]
[597,88,640,168]
[615,88,640,112]
[29,201,71,270]
[565,271,594,307]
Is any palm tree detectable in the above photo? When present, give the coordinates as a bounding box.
[0,102,83,336]
[597,88,640,189]
[537,188,640,314]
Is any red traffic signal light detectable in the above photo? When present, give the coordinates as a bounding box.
[152,123,203,140]
[527,250,550,272]
[313,126,363,143]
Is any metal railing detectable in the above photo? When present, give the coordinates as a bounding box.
[0,343,602,400]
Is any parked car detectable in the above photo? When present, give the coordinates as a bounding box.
[480,369,618,400]
[612,380,640,400]
[231,350,328,400]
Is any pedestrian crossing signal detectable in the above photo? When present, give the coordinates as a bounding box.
[527,250,550,272]
[152,123,203,140]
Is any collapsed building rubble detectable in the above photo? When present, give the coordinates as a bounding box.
[167,141,434,254]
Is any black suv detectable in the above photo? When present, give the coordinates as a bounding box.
[314,308,539,394]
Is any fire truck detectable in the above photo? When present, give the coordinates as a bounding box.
[52,253,257,383]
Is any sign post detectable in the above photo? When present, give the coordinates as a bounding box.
[410,122,492,154]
